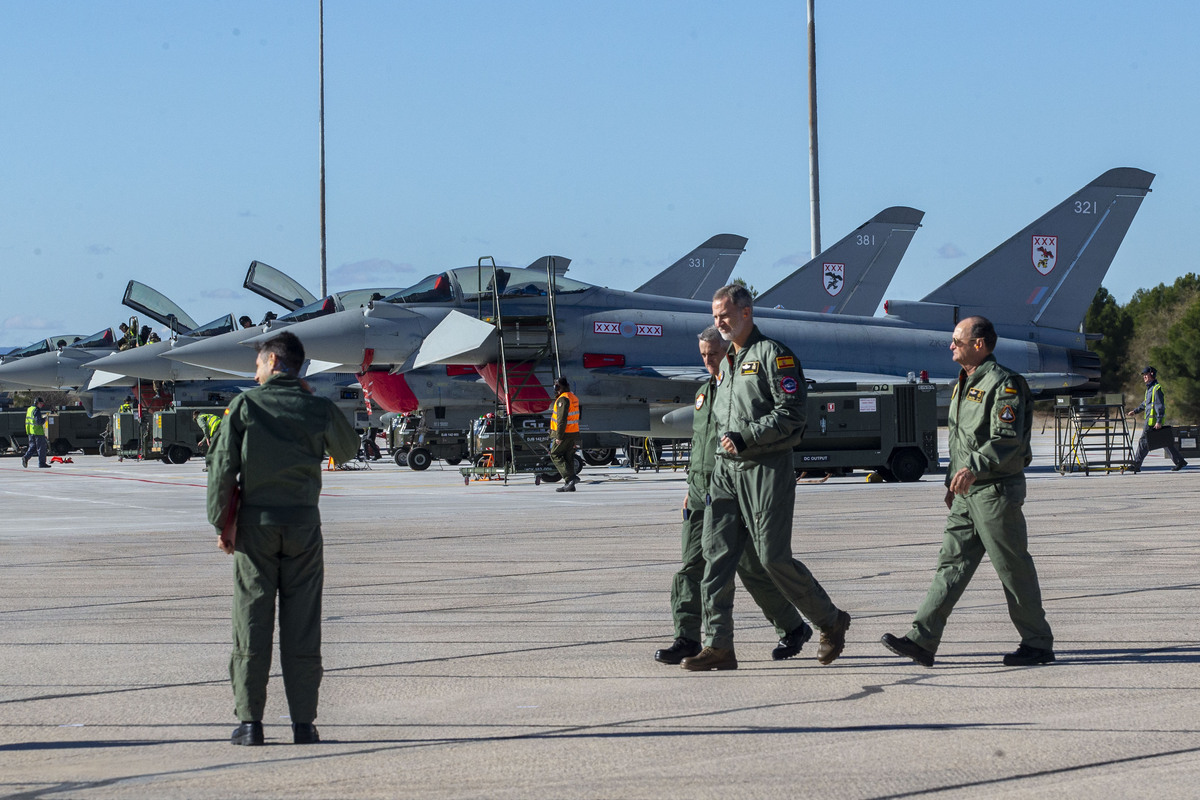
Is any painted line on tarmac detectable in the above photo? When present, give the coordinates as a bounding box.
[0,467,352,497]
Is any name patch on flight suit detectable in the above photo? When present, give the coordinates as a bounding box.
[740,361,760,375]
[775,355,795,370]
[998,404,1016,423]
[966,388,985,403]
[695,393,705,410]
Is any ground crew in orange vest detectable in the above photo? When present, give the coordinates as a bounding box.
[549,376,580,492]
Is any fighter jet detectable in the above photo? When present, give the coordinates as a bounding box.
[160,235,747,382]
[86,281,246,388]
[263,168,1152,434]
[0,327,118,389]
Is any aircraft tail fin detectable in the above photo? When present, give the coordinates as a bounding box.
[756,207,923,314]
[635,234,748,300]
[914,168,1154,336]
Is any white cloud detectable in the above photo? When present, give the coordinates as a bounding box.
[1,315,59,331]
[937,243,966,259]
[330,259,418,286]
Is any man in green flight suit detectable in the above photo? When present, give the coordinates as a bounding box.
[881,316,1054,668]
[207,331,359,745]
[683,284,851,671]
[655,325,812,667]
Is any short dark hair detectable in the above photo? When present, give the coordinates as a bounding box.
[554,377,570,393]
[963,316,997,351]
[713,284,753,309]
[255,331,305,375]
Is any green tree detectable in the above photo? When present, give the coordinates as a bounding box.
[731,276,758,299]
[1150,295,1200,421]
[1084,287,1134,391]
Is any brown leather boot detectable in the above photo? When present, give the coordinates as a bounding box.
[816,611,851,665]
[681,646,738,671]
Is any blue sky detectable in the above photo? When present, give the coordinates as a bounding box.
[1,1,1193,347]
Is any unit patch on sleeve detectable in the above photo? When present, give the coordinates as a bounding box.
[740,361,760,375]
[695,393,705,410]
[998,404,1016,423]
[966,387,985,403]
[775,355,795,370]
[780,376,799,394]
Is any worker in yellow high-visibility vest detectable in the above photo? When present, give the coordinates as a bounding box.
[22,397,50,469]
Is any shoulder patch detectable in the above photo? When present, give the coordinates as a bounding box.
[775,355,795,370]
[1003,386,1019,395]
[223,408,231,416]
[998,404,1016,423]
[740,361,760,375]
[695,393,705,410]
[715,371,724,387]
[780,376,799,394]
[966,387,985,403]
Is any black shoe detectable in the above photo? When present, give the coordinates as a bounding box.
[292,723,320,744]
[230,721,264,745]
[654,636,702,665]
[881,633,935,667]
[1173,462,1187,471]
[1003,644,1055,666]
[38,464,51,469]
[21,456,28,468]
[771,621,813,660]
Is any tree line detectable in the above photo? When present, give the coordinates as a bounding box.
[1085,274,1200,422]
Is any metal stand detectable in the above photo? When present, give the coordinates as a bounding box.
[1054,394,1133,475]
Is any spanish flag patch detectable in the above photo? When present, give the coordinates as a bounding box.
[1003,386,1018,395]
[775,355,795,370]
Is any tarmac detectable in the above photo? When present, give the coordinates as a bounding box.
[1,432,1198,799]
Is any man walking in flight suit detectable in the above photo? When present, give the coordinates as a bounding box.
[683,285,851,671]
[881,316,1054,667]
[655,326,812,666]
[1127,366,1187,472]
[207,331,359,745]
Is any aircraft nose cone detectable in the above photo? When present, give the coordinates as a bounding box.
[164,328,268,374]
[0,351,87,389]
[88,341,181,382]
[255,312,369,368]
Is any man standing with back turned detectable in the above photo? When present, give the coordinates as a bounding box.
[881,316,1054,668]
[683,285,851,671]
[207,331,359,745]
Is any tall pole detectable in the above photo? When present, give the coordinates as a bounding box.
[318,0,328,297]
[807,0,821,258]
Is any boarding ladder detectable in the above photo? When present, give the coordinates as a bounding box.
[460,256,565,483]
[1053,394,1134,475]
